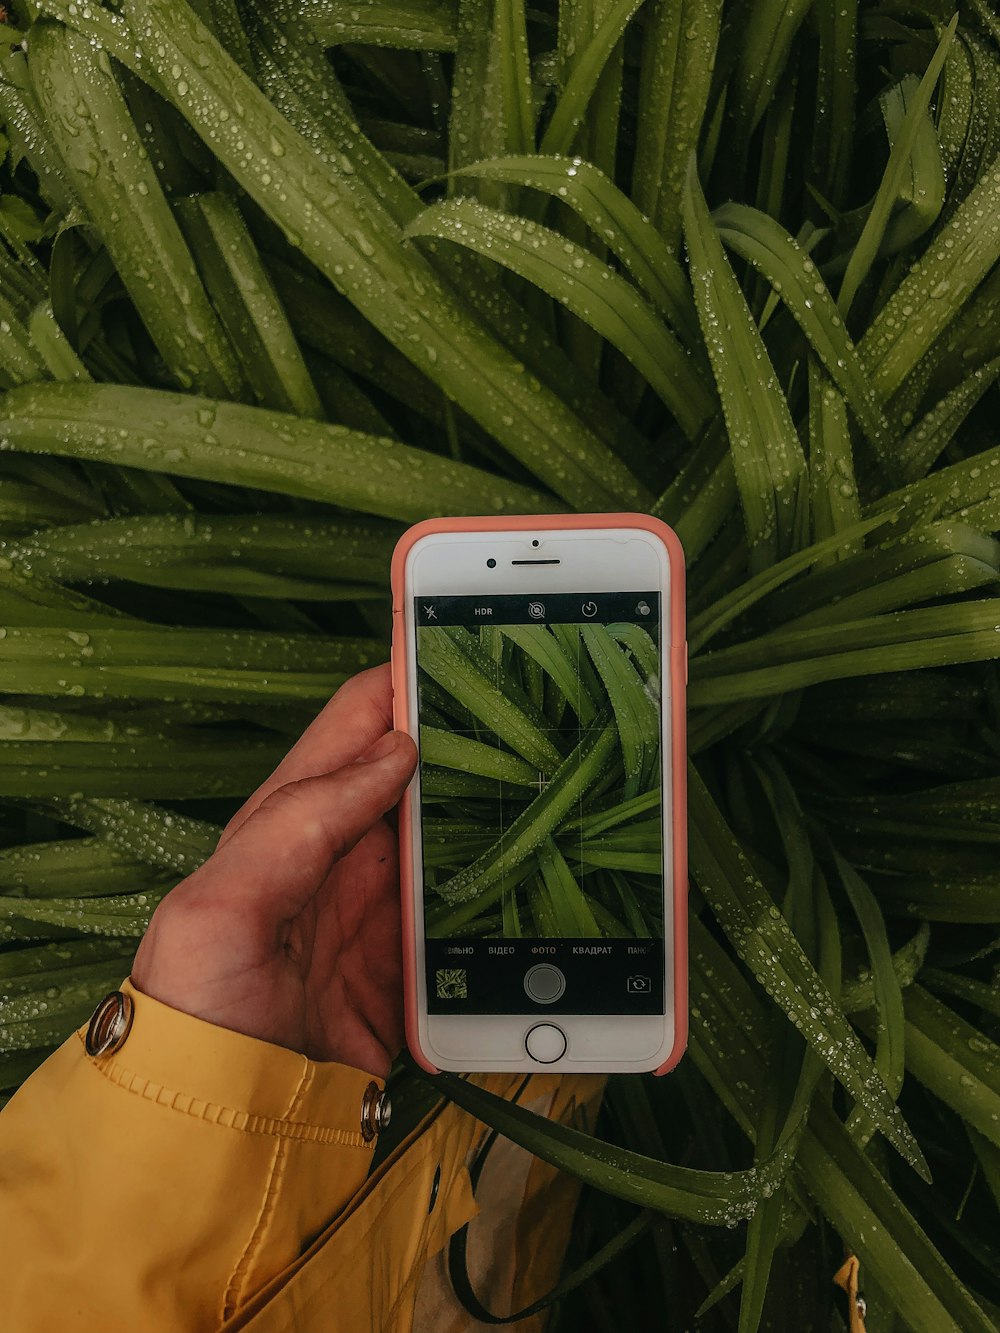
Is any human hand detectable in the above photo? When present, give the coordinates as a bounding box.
[130,665,417,1079]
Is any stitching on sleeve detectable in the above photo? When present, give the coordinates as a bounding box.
[221,1063,315,1322]
[74,1029,369,1148]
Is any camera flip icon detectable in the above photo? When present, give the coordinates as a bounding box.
[626,974,651,994]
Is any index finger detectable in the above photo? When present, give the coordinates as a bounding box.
[218,662,396,846]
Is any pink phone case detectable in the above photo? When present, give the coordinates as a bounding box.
[390,513,688,1077]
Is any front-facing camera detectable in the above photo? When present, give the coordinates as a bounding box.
[487,558,497,568]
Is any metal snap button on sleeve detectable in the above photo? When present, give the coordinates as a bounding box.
[85,990,135,1057]
[360,1081,392,1142]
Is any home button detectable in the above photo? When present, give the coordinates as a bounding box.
[525,1023,567,1063]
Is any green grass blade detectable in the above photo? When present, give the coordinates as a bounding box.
[581,622,658,799]
[840,923,930,1014]
[27,300,90,383]
[605,622,659,681]
[28,797,219,875]
[757,520,1000,629]
[403,195,714,442]
[714,203,887,448]
[174,193,324,419]
[432,714,617,905]
[688,514,891,654]
[800,1100,995,1333]
[1,887,163,947]
[859,127,1000,404]
[498,624,597,725]
[897,357,1000,484]
[418,626,562,773]
[725,0,812,153]
[1,512,397,601]
[690,925,989,1333]
[563,789,660,839]
[921,969,1000,1022]
[900,985,1000,1150]
[302,0,458,51]
[691,600,1000,705]
[631,0,723,251]
[688,764,929,1178]
[0,382,555,520]
[0,837,173,899]
[682,157,808,571]
[496,0,534,154]
[442,154,699,345]
[539,0,641,156]
[0,624,379,703]
[0,289,45,387]
[423,1067,799,1225]
[838,22,955,317]
[419,725,539,785]
[807,360,864,561]
[537,837,602,937]
[0,937,137,985]
[832,850,906,1148]
[0,737,282,799]
[123,0,644,510]
[0,48,82,216]
[810,0,856,207]
[29,23,245,398]
[874,73,947,253]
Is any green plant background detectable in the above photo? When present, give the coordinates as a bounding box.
[0,0,999,1329]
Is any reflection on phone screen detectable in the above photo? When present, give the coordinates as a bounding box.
[414,591,666,1017]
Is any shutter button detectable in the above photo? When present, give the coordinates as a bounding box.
[360,1081,391,1142]
[85,990,134,1057]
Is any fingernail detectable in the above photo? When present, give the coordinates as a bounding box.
[358,731,403,764]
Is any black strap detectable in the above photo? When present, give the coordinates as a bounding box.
[446,1077,652,1325]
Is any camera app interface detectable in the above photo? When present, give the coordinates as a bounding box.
[414,591,666,1016]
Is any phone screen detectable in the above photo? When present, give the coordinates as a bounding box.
[414,590,666,1017]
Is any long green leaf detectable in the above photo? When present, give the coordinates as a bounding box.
[419,725,539,785]
[539,0,642,157]
[433,714,617,904]
[29,22,245,398]
[423,1067,799,1225]
[838,22,955,317]
[714,203,887,447]
[442,154,699,345]
[688,764,928,1177]
[1,513,398,600]
[631,0,723,250]
[691,600,1000,705]
[0,382,554,520]
[859,124,1000,402]
[122,0,646,510]
[682,158,808,571]
[174,192,324,418]
[418,625,562,773]
[403,195,714,440]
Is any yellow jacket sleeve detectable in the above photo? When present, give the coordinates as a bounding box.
[0,977,384,1333]
[0,976,608,1333]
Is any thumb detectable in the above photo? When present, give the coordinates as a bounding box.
[195,730,417,917]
